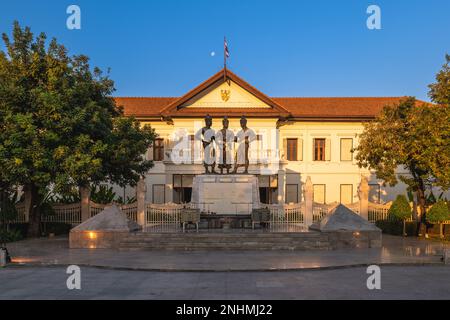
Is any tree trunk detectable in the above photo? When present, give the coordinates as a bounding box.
[403,220,406,237]
[26,184,41,238]
[412,192,419,221]
[416,186,427,238]
[439,223,444,239]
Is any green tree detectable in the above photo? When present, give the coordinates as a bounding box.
[355,56,450,236]
[0,22,156,237]
[429,54,450,106]
[0,189,19,231]
[427,200,450,238]
[388,195,412,236]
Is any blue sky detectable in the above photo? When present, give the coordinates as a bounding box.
[1,0,449,101]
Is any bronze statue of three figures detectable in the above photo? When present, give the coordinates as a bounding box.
[195,115,256,174]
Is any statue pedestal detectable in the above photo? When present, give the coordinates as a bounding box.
[192,174,261,215]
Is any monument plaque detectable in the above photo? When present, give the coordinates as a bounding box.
[191,174,261,215]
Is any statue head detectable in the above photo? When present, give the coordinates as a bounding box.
[240,115,247,129]
[222,116,229,129]
[204,114,212,128]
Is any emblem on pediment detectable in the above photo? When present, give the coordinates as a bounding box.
[220,89,231,102]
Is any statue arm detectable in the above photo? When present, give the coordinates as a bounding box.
[194,129,203,141]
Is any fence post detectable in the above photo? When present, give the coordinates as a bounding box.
[137,177,146,226]
[359,175,369,220]
[304,176,313,227]
[277,169,286,204]
[80,186,90,222]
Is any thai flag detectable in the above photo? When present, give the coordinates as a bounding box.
[224,37,230,58]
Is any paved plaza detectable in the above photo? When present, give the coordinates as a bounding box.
[1,265,450,299]
[1,235,450,299]
[3,235,449,271]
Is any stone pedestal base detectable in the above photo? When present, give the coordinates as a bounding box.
[444,249,450,265]
[69,230,130,249]
[191,174,260,215]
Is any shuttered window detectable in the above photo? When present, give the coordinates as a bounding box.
[340,138,353,161]
[340,184,353,204]
[152,184,165,204]
[313,184,326,204]
[286,138,298,161]
[314,138,326,161]
[153,138,164,161]
[286,184,299,204]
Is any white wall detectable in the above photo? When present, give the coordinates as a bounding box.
[137,118,449,204]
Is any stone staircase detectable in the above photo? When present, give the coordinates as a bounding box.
[118,231,331,251]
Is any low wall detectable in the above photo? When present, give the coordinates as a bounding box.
[321,230,382,249]
[69,230,130,249]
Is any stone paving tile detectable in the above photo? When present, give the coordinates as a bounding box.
[3,235,450,273]
[1,266,450,299]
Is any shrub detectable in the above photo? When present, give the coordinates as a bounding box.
[375,220,418,236]
[42,222,72,236]
[0,229,23,243]
[427,201,450,223]
[427,201,450,238]
[388,195,412,236]
[90,185,117,204]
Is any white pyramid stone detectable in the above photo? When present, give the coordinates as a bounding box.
[72,205,141,232]
[317,204,380,232]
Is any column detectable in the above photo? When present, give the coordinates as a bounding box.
[303,176,313,227]
[359,175,369,220]
[277,169,286,204]
[165,173,173,203]
[80,186,90,222]
[137,177,146,226]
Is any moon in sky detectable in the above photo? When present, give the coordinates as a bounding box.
[210,51,216,57]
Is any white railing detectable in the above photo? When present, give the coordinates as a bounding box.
[43,203,82,225]
[89,201,106,217]
[10,201,136,225]
[368,202,392,223]
[121,203,138,222]
[367,201,415,223]
[269,203,304,231]
[145,203,182,230]
[90,201,138,222]
[346,202,360,214]
[312,202,339,223]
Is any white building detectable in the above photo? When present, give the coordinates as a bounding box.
[113,69,431,206]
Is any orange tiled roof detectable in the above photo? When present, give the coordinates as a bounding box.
[272,97,408,118]
[114,96,416,119]
[113,69,420,120]
[115,97,176,117]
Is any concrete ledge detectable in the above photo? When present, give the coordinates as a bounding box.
[7,261,444,273]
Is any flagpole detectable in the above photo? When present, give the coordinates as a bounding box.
[224,36,227,82]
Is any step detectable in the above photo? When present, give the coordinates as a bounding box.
[118,232,331,251]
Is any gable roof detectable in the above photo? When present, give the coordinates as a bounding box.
[113,70,423,120]
[159,69,291,118]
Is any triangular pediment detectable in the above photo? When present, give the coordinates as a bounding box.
[181,80,271,109]
[161,69,290,117]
